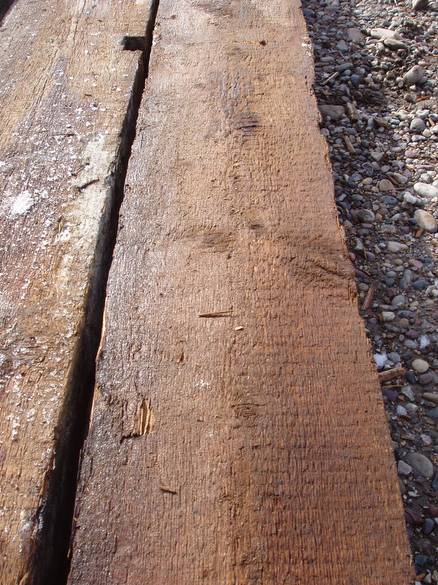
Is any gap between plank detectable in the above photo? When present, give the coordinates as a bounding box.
[28,1,161,584]
[0,0,15,24]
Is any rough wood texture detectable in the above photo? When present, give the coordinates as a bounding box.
[0,1,151,583]
[69,0,412,583]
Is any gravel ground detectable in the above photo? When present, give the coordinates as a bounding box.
[302,0,438,580]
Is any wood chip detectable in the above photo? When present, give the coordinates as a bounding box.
[378,366,406,383]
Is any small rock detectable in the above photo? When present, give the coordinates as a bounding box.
[427,407,438,420]
[391,173,408,186]
[403,192,420,205]
[379,179,394,192]
[383,38,408,50]
[382,311,395,322]
[412,358,430,373]
[404,65,426,86]
[352,209,376,223]
[319,105,345,121]
[423,518,434,535]
[414,183,438,198]
[370,150,385,162]
[412,0,428,10]
[406,452,434,478]
[414,209,437,233]
[398,460,413,475]
[406,403,418,415]
[401,386,415,401]
[423,393,438,404]
[383,388,398,401]
[392,294,406,308]
[347,28,364,43]
[421,372,435,386]
[374,353,388,368]
[397,405,408,417]
[410,118,426,133]
[336,40,349,52]
[387,241,407,253]
[370,28,400,40]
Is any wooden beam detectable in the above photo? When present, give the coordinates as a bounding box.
[0,1,153,583]
[67,0,412,583]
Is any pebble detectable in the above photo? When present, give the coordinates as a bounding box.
[412,0,428,9]
[403,65,427,86]
[392,294,406,308]
[412,358,430,373]
[423,393,438,404]
[414,183,438,199]
[410,118,426,133]
[406,452,434,478]
[401,386,415,402]
[370,28,400,40]
[382,311,395,322]
[398,460,413,476]
[387,241,406,253]
[423,518,434,536]
[347,28,364,43]
[403,192,420,205]
[374,353,388,368]
[378,179,394,192]
[319,105,345,120]
[414,210,437,233]
[352,209,376,223]
[397,405,408,417]
[383,38,408,50]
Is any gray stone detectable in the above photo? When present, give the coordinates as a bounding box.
[412,358,430,373]
[412,0,428,10]
[423,393,438,404]
[370,28,400,40]
[379,179,394,192]
[398,460,413,476]
[382,311,396,322]
[391,173,408,186]
[396,405,408,417]
[410,118,427,133]
[406,403,418,415]
[406,452,434,478]
[347,28,364,43]
[401,386,415,401]
[383,38,408,50]
[404,65,427,86]
[414,209,437,233]
[403,192,421,206]
[352,209,376,223]
[370,150,385,162]
[319,105,345,121]
[392,294,406,308]
[414,183,438,198]
[387,241,407,253]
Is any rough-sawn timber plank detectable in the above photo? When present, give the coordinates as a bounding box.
[0,1,152,583]
[68,0,412,583]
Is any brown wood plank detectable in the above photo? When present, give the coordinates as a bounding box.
[68,0,412,583]
[0,1,153,583]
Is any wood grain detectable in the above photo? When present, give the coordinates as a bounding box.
[0,1,152,583]
[69,0,412,583]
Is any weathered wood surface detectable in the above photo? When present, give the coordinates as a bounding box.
[68,0,412,583]
[0,1,152,583]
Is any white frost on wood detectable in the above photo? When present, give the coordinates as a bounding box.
[8,191,34,217]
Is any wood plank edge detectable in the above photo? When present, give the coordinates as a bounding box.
[23,4,161,582]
